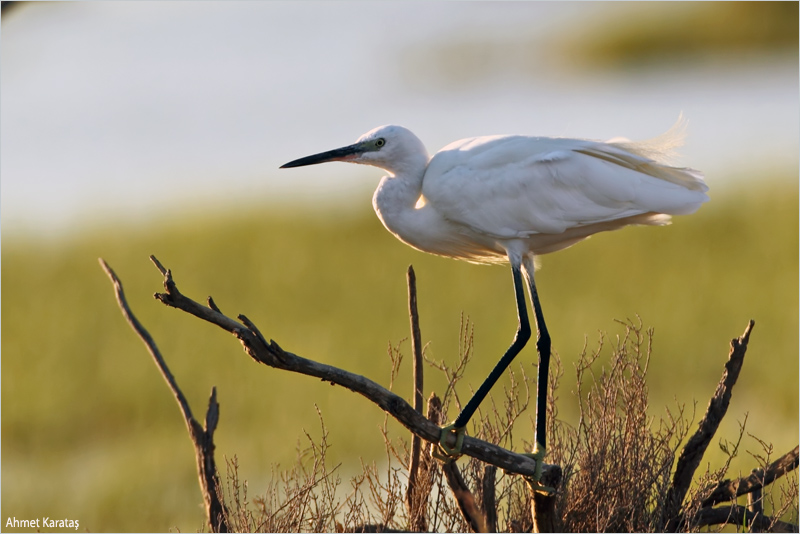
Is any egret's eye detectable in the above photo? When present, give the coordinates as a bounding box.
[375,138,386,148]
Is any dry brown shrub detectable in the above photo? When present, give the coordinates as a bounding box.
[216,318,798,532]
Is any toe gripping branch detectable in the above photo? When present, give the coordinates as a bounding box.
[524,442,555,495]
[433,423,466,462]
[434,427,554,497]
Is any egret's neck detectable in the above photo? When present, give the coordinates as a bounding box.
[371,161,427,240]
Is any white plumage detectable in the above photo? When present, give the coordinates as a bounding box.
[280,120,709,462]
[329,122,710,265]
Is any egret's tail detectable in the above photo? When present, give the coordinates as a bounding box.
[604,114,708,194]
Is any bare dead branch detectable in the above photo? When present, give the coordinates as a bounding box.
[148,255,554,481]
[443,460,486,533]
[693,504,797,533]
[480,465,498,533]
[405,265,427,532]
[99,258,229,533]
[208,296,221,313]
[407,266,424,415]
[238,313,281,361]
[528,466,563,533]
[663,320,755,530]
[701,446,799,507]
[100,258,195,423]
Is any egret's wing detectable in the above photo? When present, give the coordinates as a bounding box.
[580,142,708,193]
[423,135,708,238]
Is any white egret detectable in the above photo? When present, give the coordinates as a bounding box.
[280,121,708,483]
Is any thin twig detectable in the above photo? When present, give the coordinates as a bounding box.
[99,258,229,533]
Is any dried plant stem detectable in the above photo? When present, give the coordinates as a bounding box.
[406,265,427,531]
[99,258,229,533]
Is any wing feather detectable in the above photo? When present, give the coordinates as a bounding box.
[422,134,708,239]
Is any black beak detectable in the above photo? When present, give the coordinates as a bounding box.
[280,143,364,169]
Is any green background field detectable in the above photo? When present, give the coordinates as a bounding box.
[3,173,797,531]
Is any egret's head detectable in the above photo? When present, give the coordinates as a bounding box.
[280,125,429,175]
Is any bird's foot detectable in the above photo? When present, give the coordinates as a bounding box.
[432,423,465,463]
[522,442,555,495]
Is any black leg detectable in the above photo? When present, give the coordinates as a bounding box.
[523,259,551,451]
[452,263,531,429]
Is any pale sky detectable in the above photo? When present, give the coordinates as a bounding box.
[2,2,797,237]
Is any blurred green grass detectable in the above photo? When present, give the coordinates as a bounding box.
[2,176,797,531]
[403,2,798,88]
[557,2,798,70]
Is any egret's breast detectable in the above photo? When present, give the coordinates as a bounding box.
[376,196,508,264]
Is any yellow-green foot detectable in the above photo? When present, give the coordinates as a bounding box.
[432,423,465,462]
[523,442,555,495]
